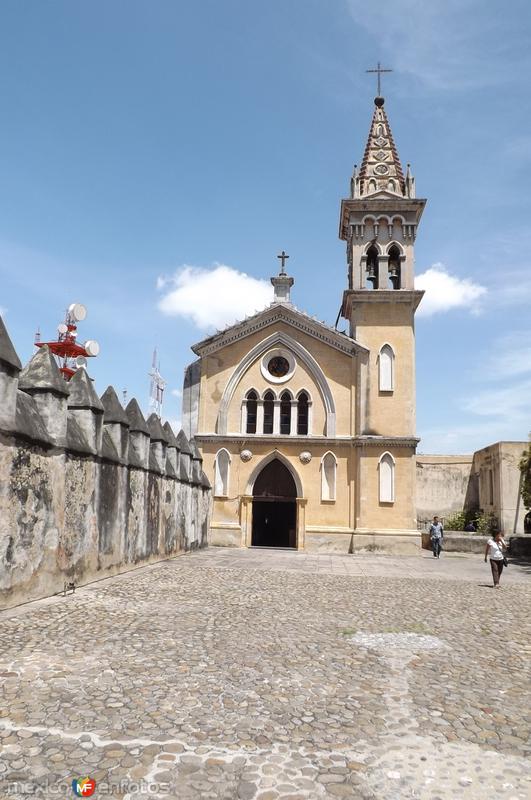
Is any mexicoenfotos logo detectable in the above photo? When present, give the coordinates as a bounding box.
[71,776,97,797]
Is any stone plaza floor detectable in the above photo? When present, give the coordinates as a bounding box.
[1,547,530,799]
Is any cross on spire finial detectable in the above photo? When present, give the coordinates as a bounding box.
[277,250,289,275]
[366,62,393,97]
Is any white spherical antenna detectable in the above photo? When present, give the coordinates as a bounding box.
[75,356,87,368]
[84,340,100,357]
[57,323,68,334]
[68,303,87,322]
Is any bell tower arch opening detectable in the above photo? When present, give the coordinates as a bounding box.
[251,459,297,548]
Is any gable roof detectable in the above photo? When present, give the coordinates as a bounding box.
[191,302,367,358]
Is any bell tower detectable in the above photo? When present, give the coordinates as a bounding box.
[340,94,424,294]
[340,91,425,439]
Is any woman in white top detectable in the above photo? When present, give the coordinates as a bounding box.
[484,531,507,588]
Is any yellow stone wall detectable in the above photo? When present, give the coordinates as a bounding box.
[351,301,416,437]
[355,445,417,531]
[201,439,353,529]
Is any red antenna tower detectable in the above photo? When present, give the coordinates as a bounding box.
[35,303,100,380]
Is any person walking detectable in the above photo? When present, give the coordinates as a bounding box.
[429,516,444,558]
[485,531,507,588]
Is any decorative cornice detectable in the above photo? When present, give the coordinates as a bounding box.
[354,435,420,447]
[339,197,425,241]
[194,433,420,448]
[342,289,424,314]
[194,434,352,446]
[191,304,367,358]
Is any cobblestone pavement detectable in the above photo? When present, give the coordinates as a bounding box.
[1,547,530,800]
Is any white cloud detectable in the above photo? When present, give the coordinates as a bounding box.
[491,271,531,309]
[171,388,183,398]
[415,265,487,316]
[419,332,531,453]
[346,0,530,91]
[461,378,531,421]
[0,306,6,317]
[418,420,525,455]
[157,264,272,331]
[484,333,531,380]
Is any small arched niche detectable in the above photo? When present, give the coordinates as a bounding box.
[214,448,231,498]
[378,452,395,503]
[378,344,395,392]
[321,452,337,502]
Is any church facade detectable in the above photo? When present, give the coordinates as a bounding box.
[183,94,425,553]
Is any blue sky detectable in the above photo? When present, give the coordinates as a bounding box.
[0,0,529,452]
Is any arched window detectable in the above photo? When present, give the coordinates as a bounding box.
[245,390,257,434]
[387,179,396,191]
[321,452,337,502]
[366,245,379,289]
[368,178,377,193]
[379,452,395,503]
[280,391,291,435]
[263,391,274,435]
[297,392,309,435]
[214,449,231,497]
[388,244,401,289]
[379,344,394,392]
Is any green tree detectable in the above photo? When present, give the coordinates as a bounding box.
[519,434,531,510]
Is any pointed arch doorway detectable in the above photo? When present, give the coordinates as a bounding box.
[251,459,297,548]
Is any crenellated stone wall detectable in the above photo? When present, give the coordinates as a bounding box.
[0,315,211,609]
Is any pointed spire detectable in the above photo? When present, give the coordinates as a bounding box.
[146,412,167,443]
[404,162,415,198]
[357,97,406,198]
[19,345,69,396]
[162,420,179,447]
[0,315,22,371]
[101,386,129,425]
[176,428,192,455]
[125,398,149,434]
[67,368,104,412]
